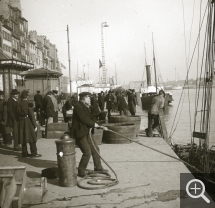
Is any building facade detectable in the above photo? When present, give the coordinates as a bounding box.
[0,0,66,98]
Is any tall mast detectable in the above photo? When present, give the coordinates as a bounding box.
[152,33,158,93]
[67,25,72,95]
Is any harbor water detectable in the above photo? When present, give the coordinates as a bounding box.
[163,89,215,148]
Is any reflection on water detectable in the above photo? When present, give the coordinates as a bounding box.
[162,89,215,148]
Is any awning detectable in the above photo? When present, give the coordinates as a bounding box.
[20,67,62,78]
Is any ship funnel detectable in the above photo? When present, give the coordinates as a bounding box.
[145,65,151,86]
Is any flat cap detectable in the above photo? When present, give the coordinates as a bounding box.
[79,92,91,97]
[10,89,20,95]
[52,90,58,94]
[36,90,40,93]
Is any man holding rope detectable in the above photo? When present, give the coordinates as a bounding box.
[70,92,107,177]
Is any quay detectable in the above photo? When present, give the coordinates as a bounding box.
[0,109,196,208]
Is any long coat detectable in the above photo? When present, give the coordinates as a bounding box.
[42,95,55,118]
[6,97,19,128]
[117,95,129,111]
[90,96,100,116]
[128,93,136,114]
[34,94,43,108]
[0,100,7,134]
[17,100,37,144]
[105,93,114,110]
[70,101,95,140]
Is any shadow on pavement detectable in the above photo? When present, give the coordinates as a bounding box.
[0,147,57,168]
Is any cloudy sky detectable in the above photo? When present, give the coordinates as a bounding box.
[21,0,208,84]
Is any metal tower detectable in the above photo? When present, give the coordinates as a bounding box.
[101,22,109,83]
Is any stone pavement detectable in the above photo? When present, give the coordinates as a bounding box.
[0,107,197,208]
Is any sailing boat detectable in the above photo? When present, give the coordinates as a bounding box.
[172,0,215,184]
[140,36,173,110]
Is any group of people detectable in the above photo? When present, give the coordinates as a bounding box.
[0,89,41,158]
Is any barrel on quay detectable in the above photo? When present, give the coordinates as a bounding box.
[102,123,135,144]
[108,115,141,137]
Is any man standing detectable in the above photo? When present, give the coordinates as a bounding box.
[7,89,21,151]
[17,90,42,158]
[34,90,43,124]
[52,90,59,123]
[70,92,107,177]
[62,94,77,122]
[105,90,114,116]
[146,90,165,137]
[0,90,12,146]
[117,91,129,116]
[98,91,105,111]
[128,89,137,116]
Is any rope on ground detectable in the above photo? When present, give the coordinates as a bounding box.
[107,129,203,173]
[77,128,119,190]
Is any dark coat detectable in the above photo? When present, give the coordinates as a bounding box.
[70,101,95,140]
[0,100,7,122]
[6,97,19,128]
[128,93,136,114]
[42,95,55,117]
[34,94,43,108]
[117,95,128,111]
[90,96,100,116]
[17,100,37,144]
[98,94,105,110]
[105,93,114,110]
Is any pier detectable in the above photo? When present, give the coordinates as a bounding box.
[0,108,195,208]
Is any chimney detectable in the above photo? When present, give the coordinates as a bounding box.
[145,65,151,86]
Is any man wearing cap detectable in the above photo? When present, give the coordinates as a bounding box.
[146,90,165,137]
[34,90,43,124]
[117,91,129,115]
[0,90,12,146]
[70,92,107,177]
[17,90,42,158]
[7,89,21,151]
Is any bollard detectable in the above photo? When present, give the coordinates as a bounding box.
[55,134,77,187]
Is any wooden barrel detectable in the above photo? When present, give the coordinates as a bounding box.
[108,115,141,137]
[102,123,135,144]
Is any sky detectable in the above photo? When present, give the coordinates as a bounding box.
[20,0,208,84]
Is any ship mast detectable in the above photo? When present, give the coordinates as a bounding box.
[152,33,158,93]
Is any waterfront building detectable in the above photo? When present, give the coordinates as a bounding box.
[0,0,65,99]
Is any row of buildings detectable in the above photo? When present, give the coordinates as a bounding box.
[0,0,68,99]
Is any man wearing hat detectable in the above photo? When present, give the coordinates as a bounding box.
[0,90,12,146]
[34,90,43,124]
[17,90,42,158]
[7,89,21,151]
[146,89,165,137]
[70,92,107,177]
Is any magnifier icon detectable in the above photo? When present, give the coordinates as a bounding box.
[186,179,210,203]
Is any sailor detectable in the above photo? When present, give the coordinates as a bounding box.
[0,90,12,146]
[7,89,22,151]
[70,92,107,177]
[17,90,42,158]
[146,89,165,137]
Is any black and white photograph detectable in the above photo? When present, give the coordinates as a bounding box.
[0,0,215,207]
